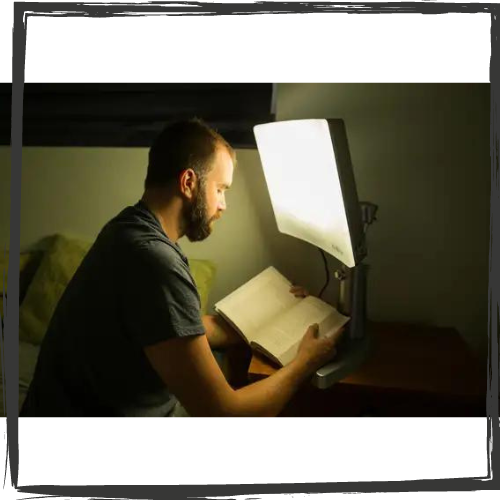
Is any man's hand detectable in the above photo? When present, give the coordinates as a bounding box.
[289,285,310,298]
[293,323,345,376]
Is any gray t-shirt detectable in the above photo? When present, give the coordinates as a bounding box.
[21,201,205,417]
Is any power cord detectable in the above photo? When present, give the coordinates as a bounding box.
[318,248,330,299]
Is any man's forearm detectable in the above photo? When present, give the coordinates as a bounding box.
[201,315,319,416]
[202,314,243,349]
[228,358,312,417]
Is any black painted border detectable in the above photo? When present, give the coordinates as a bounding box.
[4,1,499,498]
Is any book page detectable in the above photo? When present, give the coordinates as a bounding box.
[214,267,300,343]
[253,296,350,366]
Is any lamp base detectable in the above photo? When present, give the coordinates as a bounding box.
[311,333,371,389]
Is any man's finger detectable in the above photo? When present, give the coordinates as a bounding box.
[309,323,320,338]
[290,285,309,297]
[313,326,320,338]
[326,327,345,342]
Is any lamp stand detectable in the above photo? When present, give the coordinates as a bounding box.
[311,202,378,389]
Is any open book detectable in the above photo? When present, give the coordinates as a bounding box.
[214,267,350,367]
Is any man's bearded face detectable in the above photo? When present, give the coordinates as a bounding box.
[183,180,218,242]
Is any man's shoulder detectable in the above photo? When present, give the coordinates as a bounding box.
[118,233,190,282]
[106,204,162,238]
[100,206,176,257]
[95,204,192,279]
[135,238,184,269]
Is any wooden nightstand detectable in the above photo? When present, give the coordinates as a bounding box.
[248,322,487,417]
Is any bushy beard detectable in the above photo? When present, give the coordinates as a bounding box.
[183,183,217,242]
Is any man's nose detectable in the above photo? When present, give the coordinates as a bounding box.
[218,196,227,211]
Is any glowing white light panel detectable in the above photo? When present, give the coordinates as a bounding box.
[254,119,356,267]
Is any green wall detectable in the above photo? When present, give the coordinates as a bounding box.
[0,146,274,310]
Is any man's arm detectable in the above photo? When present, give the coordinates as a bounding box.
[202,314,243,349]
[144,323,343,417]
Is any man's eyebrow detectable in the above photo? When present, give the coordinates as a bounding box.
[218,183,231,189]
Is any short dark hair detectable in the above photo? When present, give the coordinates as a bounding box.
[144,118,235,189]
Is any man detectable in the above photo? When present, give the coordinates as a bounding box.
[21,119,343,417]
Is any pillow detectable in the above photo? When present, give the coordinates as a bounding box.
[18,340,41,413]
[189,259,217,315]
[0,340,41,417]
[0,251,34,318]
[18,235,92,345]
[19,340,42,389]
[18,233,217,344]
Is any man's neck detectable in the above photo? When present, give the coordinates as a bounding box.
[141,190,183,243]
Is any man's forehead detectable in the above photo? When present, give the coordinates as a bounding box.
[208,147,234,179]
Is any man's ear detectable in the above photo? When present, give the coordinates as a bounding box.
[179,168,198,200]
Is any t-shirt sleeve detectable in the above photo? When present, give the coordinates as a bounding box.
[120,242,205,347]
